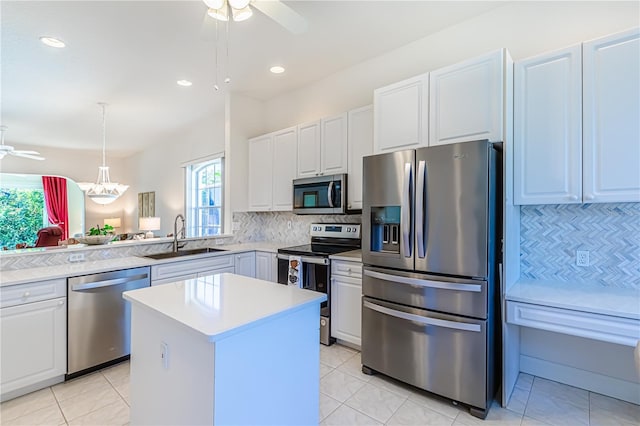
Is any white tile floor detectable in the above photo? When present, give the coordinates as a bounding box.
[2,343,639,425]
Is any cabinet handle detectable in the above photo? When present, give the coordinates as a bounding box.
[58,300,64,306]
[585,194,595,201]
[570,195,579,201]
[23,291,30,298]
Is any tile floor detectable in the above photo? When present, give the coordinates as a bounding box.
[2,343,639,425]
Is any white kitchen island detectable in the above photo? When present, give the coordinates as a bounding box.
[123,273,326,426]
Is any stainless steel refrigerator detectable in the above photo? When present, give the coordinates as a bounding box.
[361,140,501,419]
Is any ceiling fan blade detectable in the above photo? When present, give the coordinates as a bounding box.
[9,151,45,161]
[252,0,308,34]
[12,150,41,155]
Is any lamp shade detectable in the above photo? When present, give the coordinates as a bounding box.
[104,217,122,228]
[139,217,161,231]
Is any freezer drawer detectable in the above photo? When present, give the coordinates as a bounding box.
[363,266,487,319]
[361,297,487,410]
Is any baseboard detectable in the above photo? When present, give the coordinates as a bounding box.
[520,355,640,404]
[1,375,65,403]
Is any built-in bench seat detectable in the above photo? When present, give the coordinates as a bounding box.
[506,279,640,347]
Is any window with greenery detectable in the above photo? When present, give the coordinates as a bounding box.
[186,157,223,237]
[0,188,47,249]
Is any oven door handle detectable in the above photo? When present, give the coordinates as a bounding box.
[363,300,481,332]
[277,254,329,265]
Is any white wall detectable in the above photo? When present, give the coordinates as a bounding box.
[125,111,226,236]
[226,94,266,216]
[262,1,639,131]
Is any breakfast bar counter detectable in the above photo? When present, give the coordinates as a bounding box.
[123,272,326,425]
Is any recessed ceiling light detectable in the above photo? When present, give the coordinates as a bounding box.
[39,36,65,48]
[270,66,285,74]
[177,80,193,87]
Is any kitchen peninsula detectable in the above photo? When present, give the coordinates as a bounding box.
[123,273,326,425]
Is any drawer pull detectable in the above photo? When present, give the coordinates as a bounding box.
[58,300,65,306]
[23,291,31,298]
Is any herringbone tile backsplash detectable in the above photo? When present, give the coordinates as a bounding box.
[520,203,640,288]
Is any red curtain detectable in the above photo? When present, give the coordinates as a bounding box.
[42,176,69,240]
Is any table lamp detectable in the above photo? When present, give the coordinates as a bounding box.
[139,217,161,238]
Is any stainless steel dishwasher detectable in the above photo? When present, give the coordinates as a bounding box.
[67,267,150,377]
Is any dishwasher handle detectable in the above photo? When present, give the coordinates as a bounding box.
[70,273,149,292]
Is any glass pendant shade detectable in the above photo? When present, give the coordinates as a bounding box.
[228,0,250,9]
[207,6,229,21]
[203,0,225,9]
[78,104,128,205]
[232,5,252,21]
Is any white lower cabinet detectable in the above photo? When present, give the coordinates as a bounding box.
[1,291,66,401]
[151,254,235,285]
[255,251,277,282]
[234,252,256,278]
[330,260,363,347]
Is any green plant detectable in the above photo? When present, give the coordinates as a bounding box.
[88,224,114,236]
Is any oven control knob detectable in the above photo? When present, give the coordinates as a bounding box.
[321,318,327,327]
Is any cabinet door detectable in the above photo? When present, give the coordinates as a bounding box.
[1,297,66,396]
[235,252,256,278]
[272,127,298,211]
[429,50,504,146]
[374,73,429,153]
[297,121,321,178]
[255,251,273,282]
[330,276,362,347]
[583,28,640,203]
[321,113,348,174]
[514,45,582,205]
[347,105,373,210]
[248,134,274,211]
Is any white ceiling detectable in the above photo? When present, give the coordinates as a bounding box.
[1,1,504,156]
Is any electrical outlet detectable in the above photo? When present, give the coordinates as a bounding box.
[68,253,85,263]
[160,342,169,369]
[232,221,240,231]
[576,250,590,267]
[287,221,292,230]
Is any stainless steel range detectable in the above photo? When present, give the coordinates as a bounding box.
[277,223,361,345]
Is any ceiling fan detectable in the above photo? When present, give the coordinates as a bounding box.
[0,126,45,161]
[202,0,308,34]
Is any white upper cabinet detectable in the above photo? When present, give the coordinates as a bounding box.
[373,73,429,153]
[248,127,298,212]
[583,28,640,203]
[321,113,348,175]
[429,50,505,146]
[347,105,373,210]
[297,121,321,178]
[248,134,274,211]
[514,45,583,205]
[272,127,298,211]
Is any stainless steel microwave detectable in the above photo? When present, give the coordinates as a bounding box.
[292,174,347,214]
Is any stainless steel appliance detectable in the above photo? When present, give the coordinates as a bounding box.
[292,174,347,214]
[67,267,150,378]
[362,140,502,419]
[277,223,361,345]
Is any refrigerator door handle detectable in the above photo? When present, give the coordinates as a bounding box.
[416,160,426,258]
[327,181,335,208]
[402,162,412,257]
[364,269,482,292]
[363,300,481,332]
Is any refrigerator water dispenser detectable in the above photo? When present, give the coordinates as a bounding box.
[370,206,401,253]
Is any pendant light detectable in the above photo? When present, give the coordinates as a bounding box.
[78,103,129,205]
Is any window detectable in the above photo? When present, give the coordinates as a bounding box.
[186,157,223,237]
[0,176,48,249]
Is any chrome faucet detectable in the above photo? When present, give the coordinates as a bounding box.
[173,214,185,252]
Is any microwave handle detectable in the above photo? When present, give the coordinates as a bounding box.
[327,181,334,208]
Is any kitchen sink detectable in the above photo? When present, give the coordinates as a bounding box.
[144,247,227,260]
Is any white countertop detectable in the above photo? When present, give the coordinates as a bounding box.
[123,273,326,342]
[506,279,640,320]
[329,249,362,262]
[0,241,297,287]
